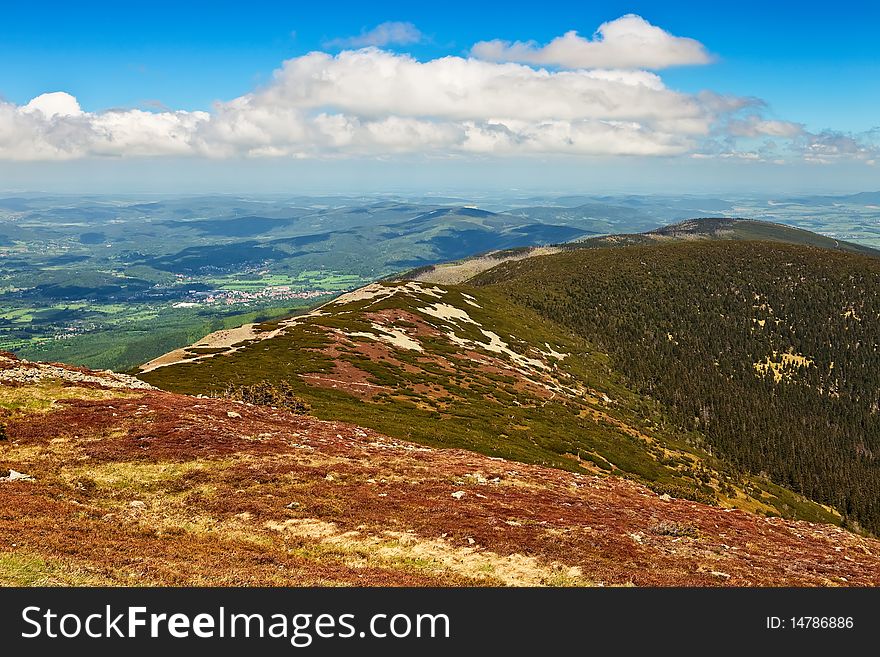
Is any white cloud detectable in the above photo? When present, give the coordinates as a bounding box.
[471,14,712,70]
[189,48,712,158]
[1,48,719,160]
[324,21,423,48]
[0,19,868,165]
[0,99,208,160]
[21,92,84,119]
[727,115,803,138]
[258,50,706,124]
[801,130,879,164]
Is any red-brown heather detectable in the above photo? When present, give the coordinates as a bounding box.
[1,354,878,587]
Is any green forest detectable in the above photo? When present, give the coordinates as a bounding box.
[474,241,880,533]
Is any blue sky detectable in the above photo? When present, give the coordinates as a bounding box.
[1,1,878,193]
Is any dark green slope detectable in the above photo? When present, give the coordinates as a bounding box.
[472,240,880,534]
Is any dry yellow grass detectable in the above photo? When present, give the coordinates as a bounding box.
[755,351,814,382]
[413,247,562,285]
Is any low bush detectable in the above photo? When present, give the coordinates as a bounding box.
[222,380,311,414]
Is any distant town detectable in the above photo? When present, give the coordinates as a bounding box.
[172,285,328,308]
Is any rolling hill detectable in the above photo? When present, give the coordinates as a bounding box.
[140,220,880,536]
[6,190,878,374]
[473,238,880,533]
[1,196,605,371]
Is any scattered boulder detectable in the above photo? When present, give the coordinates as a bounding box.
[451,490,466,499]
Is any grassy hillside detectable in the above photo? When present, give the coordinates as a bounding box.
[140,221,880,533]
[4,353,878,586]
[141,280,840,526]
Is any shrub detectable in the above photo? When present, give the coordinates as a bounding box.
[221,380,311,414]
[650,520,699,538]
[648,481,718,506]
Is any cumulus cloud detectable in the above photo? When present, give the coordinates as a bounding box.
[257,50,706,124]
[324,21,423,48]
[0,49,720,160]
[0,93,208,160]
[202,48,729,157]
[21,92,84,119]
[0,18,869,165]
[471,15,712,70]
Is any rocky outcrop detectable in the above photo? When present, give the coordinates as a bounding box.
[0,353,154,390]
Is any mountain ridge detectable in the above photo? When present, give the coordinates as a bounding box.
[139,220,880,534]
[406,217,879,286]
